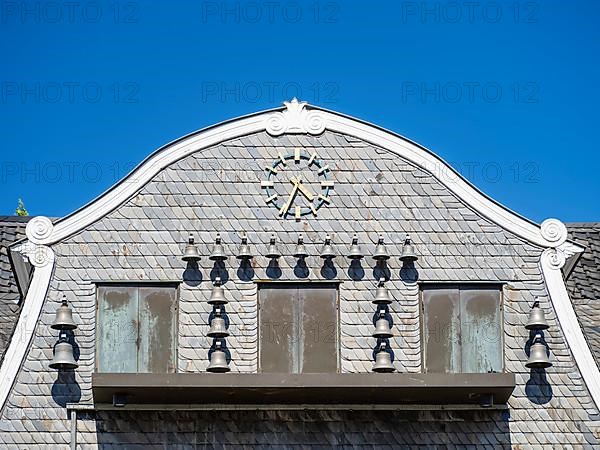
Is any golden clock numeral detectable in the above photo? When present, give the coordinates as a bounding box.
[278,151,287,166]
[310,204,318,216]
[308,152,318,165]
[295,205,301,220]
[317,165,330,175]
[265,194,278,204]
[261,181,274,188]
[266,166,278,174]
[294,148,301,162]
[320,181,334,188]
[318,194,331,204]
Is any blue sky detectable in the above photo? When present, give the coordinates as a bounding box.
[1,0,599,222]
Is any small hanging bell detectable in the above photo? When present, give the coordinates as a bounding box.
[209,233,228,261]
[49,334,78,370]
[182,234,201,262]
[525,334,552,368]
[208,308,229,338]
[51,295,77,330]
[399,235,418,263]
[207,341,230,373]
[373,311,393,338]
[320,234,336,259]
[293,234,308,259]
[372,235,390,261]
[266,234,281,259]
[373,342,395,373]
[373,278,392,304]
[346,234,364,260]
[525,300,549,330]
[208,277,227,305]
[236,233,253,260]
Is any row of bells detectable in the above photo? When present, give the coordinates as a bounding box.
[183,233,419,263]
[49,295,79,370]
[525,300,552,369]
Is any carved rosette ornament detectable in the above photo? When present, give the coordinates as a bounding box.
[265,98,326,136]
[17,216,55,268]
[539,218,568,270]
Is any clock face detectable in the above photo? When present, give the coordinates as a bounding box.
[261,149,334,219]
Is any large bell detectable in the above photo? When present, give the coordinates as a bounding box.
[208,309,229,338]
[526,300,549,330]
[346,234,364,260]
[294,234,308,259]
[525,334,552,369]
[320,234,336,259]
[373,343,395,373]
[49,336,78,370]
[182,234,201,262]
[373,278,392,304]
[399,235,418,263]
[373,312,393,338]
[207,342,230,373]
[266,234,281,259]
[51,295,77,330]
[236,233,253,260]
[372,235,390,261]
[208,277,227,305]
[209,233,228,261]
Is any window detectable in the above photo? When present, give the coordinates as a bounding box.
[96,284,177,373]
[259,283,338,373]
[421,284,503,373]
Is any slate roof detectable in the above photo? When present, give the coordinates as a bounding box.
[0,216,30,361]
[566,223,600,369]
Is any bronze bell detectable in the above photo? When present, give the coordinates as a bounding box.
[236,233,253,260]
[207,341,230,373]
[526,300,549,330]
[320,234,336,259]
[209,233,228,261]
[182,234,201,262]
[372,235,390,261]
[373,342,395,373]
[266,234,281,259]
[49,335,78,370]
[293,234,308,259]
[373,311,393,338]
[208,277,227,305]
[373,278,392,304]
[526,334,552,369]
[347,234,363,260]
[208,308,229,338]
[399,235,418,263]
[51,295,77,330]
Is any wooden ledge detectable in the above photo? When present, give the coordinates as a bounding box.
[92,372,515,407]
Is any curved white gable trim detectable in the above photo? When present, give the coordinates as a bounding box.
[1,99,597,412]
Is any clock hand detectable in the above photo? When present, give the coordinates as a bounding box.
[290,177,315,201]
[279,184,299,216]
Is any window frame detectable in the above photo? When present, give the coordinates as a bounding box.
[419,283,505,374]
[94,281,180,374]
[257,281,341,374]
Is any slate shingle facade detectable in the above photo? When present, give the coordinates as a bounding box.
[0,216,29,362]
[0,111,598,448]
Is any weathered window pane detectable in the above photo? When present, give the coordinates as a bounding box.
[97,286,138,373]
[96,284,177,373]
[138,287,177,373]
[460,287,502,373]
[422,287,461,373]
[259,284,338,373]
[422,285,503,373]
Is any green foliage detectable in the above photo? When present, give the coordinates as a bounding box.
[15,199,28,216]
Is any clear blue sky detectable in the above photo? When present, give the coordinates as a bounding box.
[1,0,599,222]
